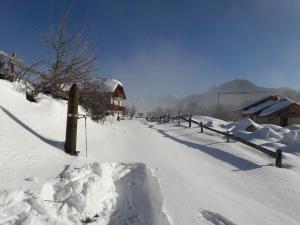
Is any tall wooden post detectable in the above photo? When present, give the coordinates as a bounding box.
[65,84,80,155]
[167,114,170,122]
[189,115,192,128]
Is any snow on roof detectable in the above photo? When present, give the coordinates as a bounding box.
[103,79,123,92]
[242,99,277,116]
[259,98,294,117]
[236,96,276,111]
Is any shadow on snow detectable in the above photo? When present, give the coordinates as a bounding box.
[0,105,64,151]
[151,126,264,171]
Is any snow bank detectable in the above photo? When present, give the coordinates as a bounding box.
[286,124,300,131]
[0,163,171,225]
[250,127,282,140]
[0,163,116,224]
[281,130,300,144]
[230,118,262,132]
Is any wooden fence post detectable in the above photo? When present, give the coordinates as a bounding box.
[65,84,80,155]
[178,111,181,125]
[160,116,162,122]
[226,131,230,143]
[189,115,192,128]
[167,114,170,122]
[200,122,203,133]
[276,149,282,168]
[164,114,166,122]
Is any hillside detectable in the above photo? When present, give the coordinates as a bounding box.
[1,79,300,225]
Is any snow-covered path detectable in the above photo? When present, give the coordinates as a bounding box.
[90,120,300,225]
[1,80,300,225]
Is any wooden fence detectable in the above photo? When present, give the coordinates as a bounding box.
[147,114,283,168]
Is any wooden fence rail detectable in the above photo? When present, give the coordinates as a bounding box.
[147,114,282,168]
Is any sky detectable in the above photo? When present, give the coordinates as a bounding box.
[1,0,300,97]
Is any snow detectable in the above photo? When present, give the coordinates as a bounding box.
[281,130,300,144]
[242,99,276,115]
[1,80,300,224]
[286,124,300,130]
[193,115,300,153]
[259,98,294,117]
[103,78,123,92]
[235,96,274,111]
[230,118,262,132]
[0,163,170,225]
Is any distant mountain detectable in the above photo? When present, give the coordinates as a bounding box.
[125,79,300,113]
[183,79,275,107]
[211,79,268,93]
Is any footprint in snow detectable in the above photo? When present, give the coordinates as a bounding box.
[198,209,237,225]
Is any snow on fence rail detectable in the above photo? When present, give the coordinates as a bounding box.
[147,114,283,168]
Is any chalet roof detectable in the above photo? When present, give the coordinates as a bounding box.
[259,98,295,117]
[242,99,277,116]
[236,95,279,111]
[103,79,123,92]
[90,77,126,99]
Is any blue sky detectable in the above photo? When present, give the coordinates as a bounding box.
[1,0,300,97]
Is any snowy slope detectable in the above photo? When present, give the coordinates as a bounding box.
[1,80,300,225]
[0,80,171,225]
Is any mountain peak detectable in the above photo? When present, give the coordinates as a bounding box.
[216,79,265,92]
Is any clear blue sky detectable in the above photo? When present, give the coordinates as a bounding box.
[1,0,300,97]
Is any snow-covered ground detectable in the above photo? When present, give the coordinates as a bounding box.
[1,79,300,225]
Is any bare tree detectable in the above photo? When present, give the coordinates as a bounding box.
[0,58,5,69]
[26,1,97,99]
[129,104,137,119]
[79,79,111,122]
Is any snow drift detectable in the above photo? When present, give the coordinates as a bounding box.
[0,163,171,225]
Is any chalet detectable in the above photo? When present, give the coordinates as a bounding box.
[235,96,300,126]
[103,78,126,116]
[235,95,280,121]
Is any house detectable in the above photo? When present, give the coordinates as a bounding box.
[258,98,300,126]
[235,95,300,126]
[103,78,126,116]
[235,95,280,121]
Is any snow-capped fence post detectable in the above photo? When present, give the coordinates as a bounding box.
[65,83,80,156]
[276,149,282,168]
[200,122,203,133]
[189,115,192,128]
